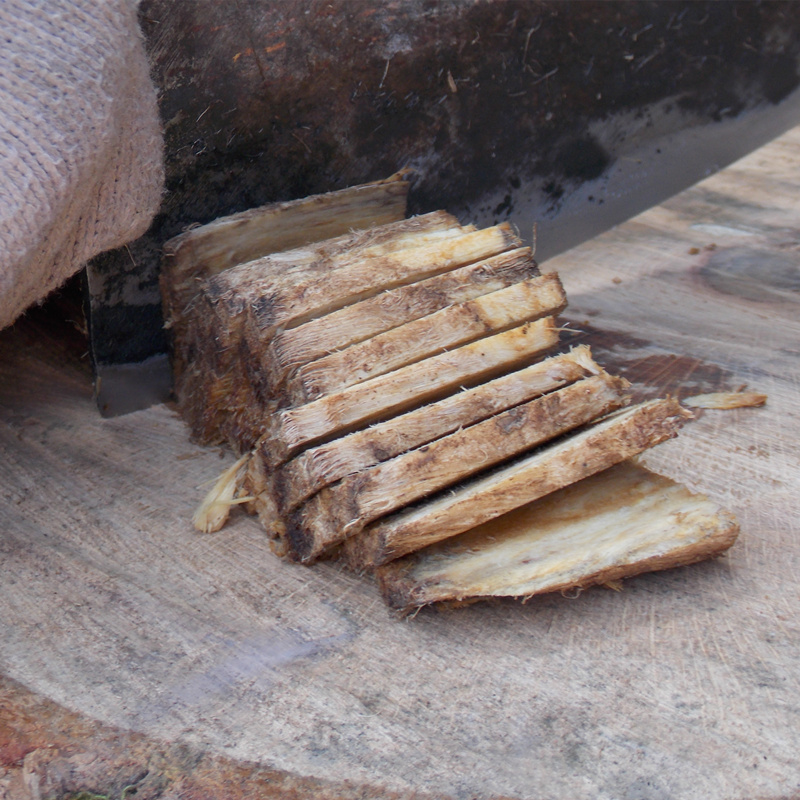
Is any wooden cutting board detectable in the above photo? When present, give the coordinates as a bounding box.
[1,127,799,800]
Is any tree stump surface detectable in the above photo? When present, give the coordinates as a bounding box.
[1,127,799,800]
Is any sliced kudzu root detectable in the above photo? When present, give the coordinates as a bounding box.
[285,272,567,401]
[208,211,470,349]
[260,317,561,467]
[162,174,412,424]
[259,247,539,388]
[166,178,737,615]
[375,460,739,613]
[286,372,630,563]
[161,172,411,322]
[272,345,604,512]
[237,222,520,342]
[170,211,464,448]
[345,399,692,567]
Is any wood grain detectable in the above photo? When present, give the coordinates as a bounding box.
[2,127,800,800]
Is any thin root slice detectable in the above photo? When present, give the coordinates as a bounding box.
[193,453,253,533]
[683,391,767,409]
[376,461,739,613]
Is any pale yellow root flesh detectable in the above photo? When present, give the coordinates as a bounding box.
[278,345,603,510]
[683,391,767,409]
[192,453,253,533]
[377,461,739,612]
[267,317,560,462]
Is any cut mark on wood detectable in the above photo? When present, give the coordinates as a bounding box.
[562,319,739,402]
[698,246,800,306]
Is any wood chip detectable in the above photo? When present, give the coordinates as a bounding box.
[683,391,767,409]
[192,453,252,533]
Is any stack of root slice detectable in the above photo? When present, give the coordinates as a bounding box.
[161,173,739,613]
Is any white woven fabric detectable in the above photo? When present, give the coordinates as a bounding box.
[0,0,164,329]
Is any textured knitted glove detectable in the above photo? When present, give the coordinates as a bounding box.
[0,0,164,330]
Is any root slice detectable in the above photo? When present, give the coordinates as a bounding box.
[193,453,252,533]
